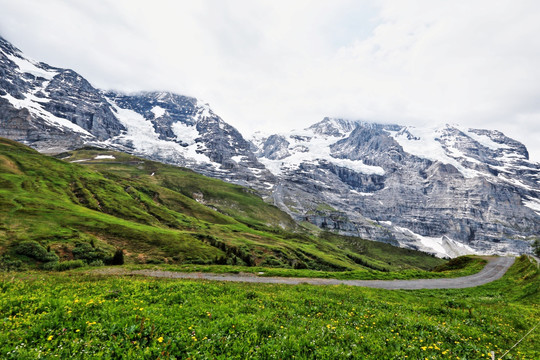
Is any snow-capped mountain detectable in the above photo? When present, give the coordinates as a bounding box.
[0,37,124,152]
[1,35,538,257]
[251,117,540,257]
[0,36,272,188]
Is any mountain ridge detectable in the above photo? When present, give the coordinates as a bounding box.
[1,35,538,257]
[252,117,539,256]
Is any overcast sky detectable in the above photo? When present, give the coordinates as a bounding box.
[1,0,539,161]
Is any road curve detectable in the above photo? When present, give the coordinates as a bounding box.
[124,256,515,290]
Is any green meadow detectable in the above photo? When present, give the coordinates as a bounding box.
[1,256,538,359]
[1,138,538,359]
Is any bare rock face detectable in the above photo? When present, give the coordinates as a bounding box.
[251,118,540,257]
[1,35,538,257]
[260,135,291,160]
[0,36,124,150]
[43,70,124,141]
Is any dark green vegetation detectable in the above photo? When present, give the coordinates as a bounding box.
[533,239,540,257]
[0,256,538,359]
[0,138,446,275]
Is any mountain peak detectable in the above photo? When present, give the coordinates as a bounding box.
[307,117,359,137]
[0,35,21,56]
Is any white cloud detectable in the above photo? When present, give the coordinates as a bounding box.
[0,0,539,161]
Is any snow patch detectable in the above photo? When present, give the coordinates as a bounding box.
[258,128,385,176]
[171,121,200,145]
[196,99,212,119]
[109,101,211,164]
[94,155,115,160]
[462,129,510,150]
[1,92,92,136]
[150,106,166,118]
[350,190,375,196]
[394,226,478,258]
[6,53,58,80]
[523,197,540,216]
[231,155,246,163]
[498,175,538,192]
[389,126,481,179]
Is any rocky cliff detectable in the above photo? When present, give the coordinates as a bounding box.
[252,118,540,257]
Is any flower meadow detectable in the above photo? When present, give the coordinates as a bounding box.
[1,256,538,359]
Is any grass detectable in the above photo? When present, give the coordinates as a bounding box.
[0,138,447,274]
[0,256,537,359]
[119,256,487,281]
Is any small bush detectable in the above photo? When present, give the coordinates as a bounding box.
[260,256,285,267]
[54,260,85,271]
[14,241,58,263]
[42,261,59,270]
[89,260,105,267]
[533,239,540,257]
[109,249,124,265]
[433,256,474,272]
[72,241,112,263]
[0,255,24,271]
[43,260,86,271]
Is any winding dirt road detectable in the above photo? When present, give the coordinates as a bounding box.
[115,256,515,290]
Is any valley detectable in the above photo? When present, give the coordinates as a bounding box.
[0,30,539,360]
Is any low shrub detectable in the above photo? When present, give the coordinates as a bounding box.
[433,256,474,272]
[0,255,24,271]
[43,260,86,271]
[54,260,85,271]
[14,241,58,263]
[109,249,124,265]
[41,261,59,270]
[72,241,112,263]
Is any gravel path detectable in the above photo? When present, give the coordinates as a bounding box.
[109,256,515,290]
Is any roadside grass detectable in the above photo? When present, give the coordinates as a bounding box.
[0,256,537,359]
[119,256,488,281]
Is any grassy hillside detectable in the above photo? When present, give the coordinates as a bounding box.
[0,256,537,359]
[0,138,445,272]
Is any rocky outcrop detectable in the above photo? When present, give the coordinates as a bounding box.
[43,71,124,140]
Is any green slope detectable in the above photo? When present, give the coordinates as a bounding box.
[0,138,445,271]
